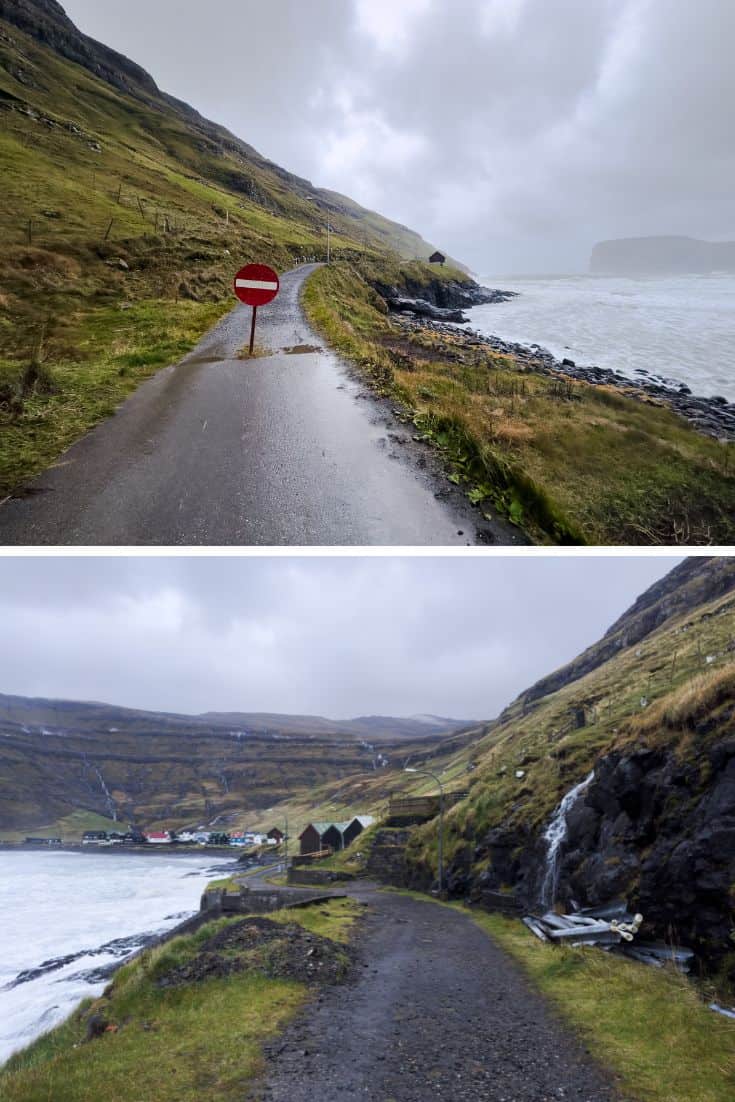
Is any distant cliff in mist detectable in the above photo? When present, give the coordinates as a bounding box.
[590,236,735,275]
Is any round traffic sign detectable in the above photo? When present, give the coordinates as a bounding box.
[233,264,280,307]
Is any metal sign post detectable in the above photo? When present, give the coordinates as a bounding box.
[233,264,280,356]
[249,306,258,356]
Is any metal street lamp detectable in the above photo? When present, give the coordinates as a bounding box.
[405,767,445,895]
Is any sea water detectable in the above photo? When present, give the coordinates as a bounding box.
[469,273,735,401]
[0,850,232,1065]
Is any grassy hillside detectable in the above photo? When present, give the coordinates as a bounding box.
[242,559,735,902]
[303,261,735,544]
[0,692,467,837]
[0,0,447,495]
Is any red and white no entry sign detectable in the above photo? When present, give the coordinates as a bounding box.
[233,264,280,307]
[233,264,280,355]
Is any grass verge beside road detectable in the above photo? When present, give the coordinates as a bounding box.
[303,261,735,545]
[472,910,735,1102]
[0,897,360,1102]
[0,299,228,498]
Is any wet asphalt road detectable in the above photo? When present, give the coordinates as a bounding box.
[0,265,521,546]
[258,885,624,1102]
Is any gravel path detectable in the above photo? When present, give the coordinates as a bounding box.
[257,886,625,1102]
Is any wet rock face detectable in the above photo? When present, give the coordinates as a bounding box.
[444,738,735,978]
[470,826,545,912]
[372,276,516,316]
[566,743,735,975]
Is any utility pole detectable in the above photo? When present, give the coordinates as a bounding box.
[327,221,331,265]
[405,767,444,895]
[284,811,289,873]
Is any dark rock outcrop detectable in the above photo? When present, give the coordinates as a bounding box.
[387,297,468,323]
[373,275,516,318]
[563,742,735,977]
[446,738,735,981]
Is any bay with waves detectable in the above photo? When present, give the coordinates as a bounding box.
[0,850,232,1065]
[469,273,735,402]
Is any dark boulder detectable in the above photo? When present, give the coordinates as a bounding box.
[387,297,468,324]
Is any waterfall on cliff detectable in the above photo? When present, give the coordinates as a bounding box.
[540,771,595,909]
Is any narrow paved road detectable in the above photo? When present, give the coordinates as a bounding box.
[0,266,521,546]
[259,885,623,1102]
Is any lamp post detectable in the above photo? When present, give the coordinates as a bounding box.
[405,767,445,895]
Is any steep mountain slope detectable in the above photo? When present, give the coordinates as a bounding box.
[0,0,443,316]
[391,557,735,984]
[0,694,470,834]
[0,1,468,494]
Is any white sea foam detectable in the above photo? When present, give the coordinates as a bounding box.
[0,851,231,1065]
[469,273,735,401]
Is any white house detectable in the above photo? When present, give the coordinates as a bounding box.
[145,831,172,844]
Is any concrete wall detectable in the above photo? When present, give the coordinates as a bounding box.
[201,884,343,915]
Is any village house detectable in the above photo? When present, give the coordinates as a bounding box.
[267,827,284,844]
[298,814,374,855]
[429,250,446,265]
[81,830,108,845]
[343,815,374,847]
[144,830,172,844]
[230,831,266,847]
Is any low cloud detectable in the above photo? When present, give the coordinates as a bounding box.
[62,0,734,272]
[0,557,679,719]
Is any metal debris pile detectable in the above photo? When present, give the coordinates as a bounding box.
[522,901,694,973]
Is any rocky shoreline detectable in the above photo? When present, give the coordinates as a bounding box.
[382,286,735,441]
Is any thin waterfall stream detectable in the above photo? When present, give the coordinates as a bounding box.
[540,771,595,909]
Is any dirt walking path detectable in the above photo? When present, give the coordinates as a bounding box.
[257,885,624,1101]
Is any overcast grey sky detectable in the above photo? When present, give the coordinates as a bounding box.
[0,556,680,718]
[62,0,734,273]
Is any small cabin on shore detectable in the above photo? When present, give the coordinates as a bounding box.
[267,827,284,843]
[298,815,374,855]
[429,251,446,265]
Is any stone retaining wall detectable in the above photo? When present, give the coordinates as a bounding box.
[287,867,355,886]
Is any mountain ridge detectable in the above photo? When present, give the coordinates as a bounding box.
[0,692,472,741]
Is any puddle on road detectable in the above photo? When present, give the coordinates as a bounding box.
[283,344,322,355]
[236,346,273,360]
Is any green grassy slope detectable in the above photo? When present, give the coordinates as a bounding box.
[0,0,447,493]
[0,692,462,837]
